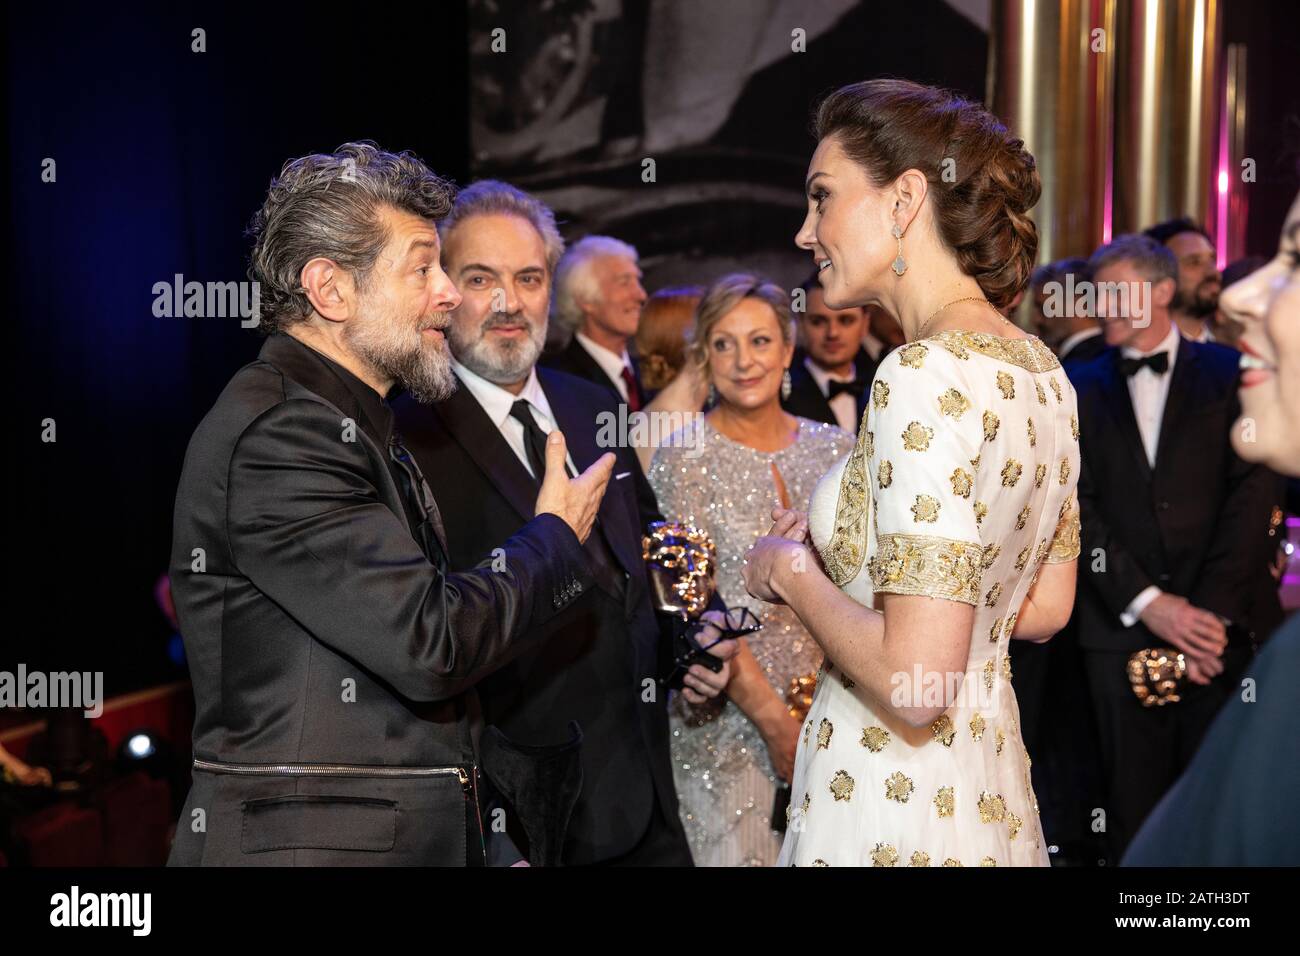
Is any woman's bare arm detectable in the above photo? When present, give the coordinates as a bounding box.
[1010,558,1077,642]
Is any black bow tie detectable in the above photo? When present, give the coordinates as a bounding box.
[1120,352,1170,377]
[826,378,866,399]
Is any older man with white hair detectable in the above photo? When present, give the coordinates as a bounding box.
[541,235,649,411]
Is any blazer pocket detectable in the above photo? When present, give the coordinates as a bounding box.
[240,794,397,854]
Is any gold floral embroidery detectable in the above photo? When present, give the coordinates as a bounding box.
[1007,811,1023,841]
[934,786,955,817]
[1015,545,1030,571]
[938,388,970,419]
[822,416,872,586]
[1050,378,1063,403]
[1016,503,1031,530]
[1047,500,1081,563]
[978,791,1007,823]
[996,729,1006,755]
[928,330,1062,372]
[984,582,1003,607]
[983,659,996,691]
[1027,418,1036,447]
[898,343,929,368]
[872,379,890,409]
[860,726,890,752]
[943,858,963,867]
[1071,413,1080,440]
[911,494,941,523]
[885,771,914,803]
[949,467,973,498]
[1034,463,1046,488]
[1004,610,1017,636]
[1001,459,1023,486]
[1034,538,1050,565]
[931,715,956,747]
[982,411,999,442]
[829,770,855,801]
[970,713,986,740]
[902,421,934,451]
[1059,457,1071,484]
[981,857,998,867]
[878,459,893,488]
[989,618,1003,643]
[872,843,899,867]
[996,371,1015,399]
[864,430,874,459]
[817,718,834,750]
[970,452,982,470]
[1034,381,1047,405]
[868,533,982,604]
[803,720,811,745]
[974,501,988,525]
[980,543,1000,570]
[1002,654,1013,681]
[811,859,828,867]
[910,851,932,867]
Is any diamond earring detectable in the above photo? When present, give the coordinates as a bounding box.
[782,368,792,400]
[891,223,907,276]
[707,382,717,406]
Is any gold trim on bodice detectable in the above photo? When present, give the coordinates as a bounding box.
[868,533,983,604]
[822,412,873,586]
[929,330,1062,373]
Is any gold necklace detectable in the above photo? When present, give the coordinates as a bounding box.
[914,295,1011,341]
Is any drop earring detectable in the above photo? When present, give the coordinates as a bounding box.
[891,224,907,276]
[782,368,792,400]
[707,382,717,406]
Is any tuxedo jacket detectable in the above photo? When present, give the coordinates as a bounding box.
[393,367,687,865]
[539,337,649,408]
[781,347,878,430]
[167,333,592,866]
[1067,338,1283,653]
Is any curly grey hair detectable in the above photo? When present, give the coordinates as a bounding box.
[247,141,457,334]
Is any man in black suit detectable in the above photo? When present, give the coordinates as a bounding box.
[1067,234,1283,860]
[395,181,737,866]
[1143,218,1223,344]
[168,144,614,866]
[781,274,876,432]
[540,235,650,410]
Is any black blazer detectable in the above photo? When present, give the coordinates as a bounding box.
[781,347,878,430]
[394,367,687,865]
[539,336,647,408]
[1067,337,1283,653]
[167,334,592,866]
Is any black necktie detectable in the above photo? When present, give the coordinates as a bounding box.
[826,378,865,400]
[1120,352,1169,377]
[509,400,555,484]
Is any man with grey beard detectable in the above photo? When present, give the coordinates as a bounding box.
[169,144,614,866]
[395,180,737,866]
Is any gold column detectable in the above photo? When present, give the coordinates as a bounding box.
[1111,0,1222,234]
[988,0,1116,264]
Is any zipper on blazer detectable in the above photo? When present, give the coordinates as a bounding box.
[193,757,471,789]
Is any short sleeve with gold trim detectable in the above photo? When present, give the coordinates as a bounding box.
[865,342,983,604]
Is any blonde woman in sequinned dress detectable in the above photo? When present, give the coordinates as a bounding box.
[648,274,854,866]
[741,80,1081,866]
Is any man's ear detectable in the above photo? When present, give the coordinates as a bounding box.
[1152,276,1176,308]
[891,169,929,235]
[300,257,355,322]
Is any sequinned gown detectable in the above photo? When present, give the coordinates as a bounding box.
[649,416,854,866]
[781,331,1081,867]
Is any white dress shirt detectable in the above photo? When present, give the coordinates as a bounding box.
[803,355,860,433]
[451,360,577,479]
[575,331,634,402]
[1118,323,1181,627]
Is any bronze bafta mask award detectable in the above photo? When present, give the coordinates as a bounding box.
[642,521,717,621]
[1126,647,1187,707]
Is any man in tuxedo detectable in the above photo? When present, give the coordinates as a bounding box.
[168,144,614,866]
[395,180,737,866]
[1028,257,1109,365]
[782,274,877,432]
[1067,234,1283,860]
[541,235,649,410]
[1143,218,1224,344]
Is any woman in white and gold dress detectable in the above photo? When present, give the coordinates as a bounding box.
[740,79,1081,866]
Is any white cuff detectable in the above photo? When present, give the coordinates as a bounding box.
[1119,586,1162,628]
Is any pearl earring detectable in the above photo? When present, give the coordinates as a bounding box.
[891,224,907,276]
